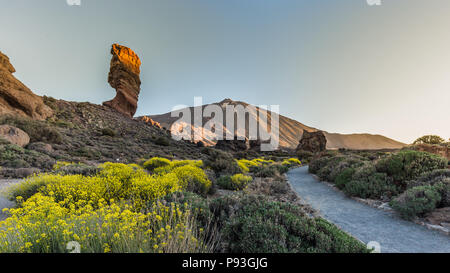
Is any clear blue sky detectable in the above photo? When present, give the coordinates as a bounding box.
[1,0,449,143]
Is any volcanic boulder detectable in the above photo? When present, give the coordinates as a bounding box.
[103,44,142,118]
[0,125,30,147]
[296,130,327,153]
[0,51,53,120]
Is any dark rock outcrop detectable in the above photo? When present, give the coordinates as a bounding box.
[215,138,250,152]
[103,44,141,118]
[0,51,53,120]
[296,130,327,153]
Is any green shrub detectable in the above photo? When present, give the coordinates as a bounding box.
[325,156,367,183]
[407,170,450,207]
[344,172,396,199]
[101,128,116,137]
[313,156,347,180]
[154,136,170,146]
[296,150,313,164]
[0,115,63,144]
[214,195,368,253]
[410,169,450,188]
[52,162,99,176]
[413,135,445,145]
[217,174,253,191]
[0,144,56,171]
[253,164,288,178]
[335,168,355,190]
[342,163,398,199]
[390,185,442,220]
[376,150,447,185]
[203,149,241,176]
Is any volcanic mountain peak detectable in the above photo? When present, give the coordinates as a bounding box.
[145,99,406,150]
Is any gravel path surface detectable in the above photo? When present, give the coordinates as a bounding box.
[287,166,450,253]
[0,179,21,221]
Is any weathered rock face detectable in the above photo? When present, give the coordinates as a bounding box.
[0,51,53,120]
[103,44,142,118]
[296,130,327,153]
[0,125,30,147]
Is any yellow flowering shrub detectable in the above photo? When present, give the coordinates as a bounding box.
[171,165,211,195]
[282,158,302,167]
[153,160,203,174]
[0,194,207,253]
[236,160,250,173]
[53,161,73,170]
[217,174,253,191]
[142,157,171,172]
[236,158,276,173]
[1,162,214,253]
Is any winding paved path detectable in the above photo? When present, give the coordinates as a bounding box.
[0,179,21,221]
[287,166,450,253]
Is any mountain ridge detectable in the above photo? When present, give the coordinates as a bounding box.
[144,99,407,150]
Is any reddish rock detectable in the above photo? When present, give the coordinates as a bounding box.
[139,116,162,129]
[0,125,30,147]
[0,51,53,120]
[296,130,327,153]
[103,44,142,118]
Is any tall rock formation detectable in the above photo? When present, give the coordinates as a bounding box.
[103,44,142,118]
[0,51,53,120]
[297,130,327,153]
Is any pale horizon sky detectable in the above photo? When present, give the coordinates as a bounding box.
[1,0,449,144]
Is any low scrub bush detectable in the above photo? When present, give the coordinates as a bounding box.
[154,136,170,146]
[390,185,442,220]
[0,144,55,171]
[0,115,63,144]
[217,174,253,191]
[376,150,447,186]
[203,149,241,176]
[343,163,398,199]
[53,161,99,176]
[253,164,288,178]
[212,195,368,253]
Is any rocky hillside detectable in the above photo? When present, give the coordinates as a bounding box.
[146,99,406,150]
[0,46,204,177]
[0,51,53,120]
